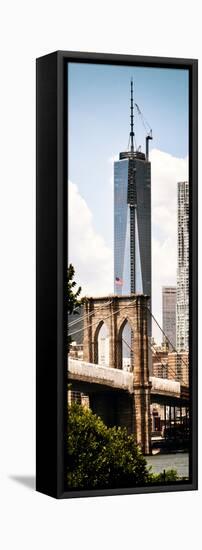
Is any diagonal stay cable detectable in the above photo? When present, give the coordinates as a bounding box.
[122,331,178,380]
[69,302,189,376]
[149,343,179,380]
[144,304,189,371]
[68,300,113,327]
[68,301,139,338]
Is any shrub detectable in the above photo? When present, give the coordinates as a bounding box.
[67,404,150,490]
[149,468,179,483]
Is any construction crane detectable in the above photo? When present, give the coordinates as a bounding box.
[135,102,153,160]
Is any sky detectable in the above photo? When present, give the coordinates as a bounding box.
[68,62,189,342]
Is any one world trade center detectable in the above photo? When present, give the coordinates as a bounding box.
[114,80,152,337]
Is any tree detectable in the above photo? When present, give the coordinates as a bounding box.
[67,264,82,351]
[67,264,82,315]
[149,469,179,483]
[67,404,150,490]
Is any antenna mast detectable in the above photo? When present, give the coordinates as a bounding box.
[130,79,135,153]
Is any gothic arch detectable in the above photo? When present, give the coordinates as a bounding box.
[117,317,134,371]
[117,314,136,335]
[93,320,109,365]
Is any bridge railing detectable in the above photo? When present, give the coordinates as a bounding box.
[150,376,181,396]
[68,359,183,397]
[68,358,134,393]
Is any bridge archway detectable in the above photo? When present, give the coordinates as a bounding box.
[94,321,109,366]
[117,318,134,371]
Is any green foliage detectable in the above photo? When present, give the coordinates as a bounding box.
[67,264,82,315]
[149,468,179,483]
[67,264,82,351]
[67,403,150,490]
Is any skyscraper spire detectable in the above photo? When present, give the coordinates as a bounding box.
[130,78,134,152]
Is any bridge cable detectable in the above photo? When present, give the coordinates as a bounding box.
[144,305,189,371]
[68,301,138,338]
[68,300,139,328]
[68,300,113,327]
[121,332,179,381]
[68,302,189,377]
[117,318,184,381]
[149,343,181,381]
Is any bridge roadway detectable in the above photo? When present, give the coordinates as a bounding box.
[68,358,189,406]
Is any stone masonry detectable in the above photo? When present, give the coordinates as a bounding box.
[82,295,151,454]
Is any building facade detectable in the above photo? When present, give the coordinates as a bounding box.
[114,154,151,297]
[176,181,189,352]
[167,351,189,386]
[162,286,177,350]
[152,346,168,379]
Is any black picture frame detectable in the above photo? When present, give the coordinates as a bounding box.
[36,50,198,499]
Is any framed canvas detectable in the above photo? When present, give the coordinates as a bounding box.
[36,51,198,499]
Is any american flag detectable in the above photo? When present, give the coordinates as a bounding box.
[115,276,123,286]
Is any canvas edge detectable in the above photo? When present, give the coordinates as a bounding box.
[36,50,198,499]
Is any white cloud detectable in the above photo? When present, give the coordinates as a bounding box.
[150,148,188,341]
[68,181,113,297]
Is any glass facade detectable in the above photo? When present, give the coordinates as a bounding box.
[114,153,151,309]
[114,159,130,295]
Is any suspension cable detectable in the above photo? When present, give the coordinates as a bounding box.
[121,329,179,380]
[68,300,113,327]
[68,301,139,338]
[68,301,189,376]
[144,305,189,370]
[149,343,181,380]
